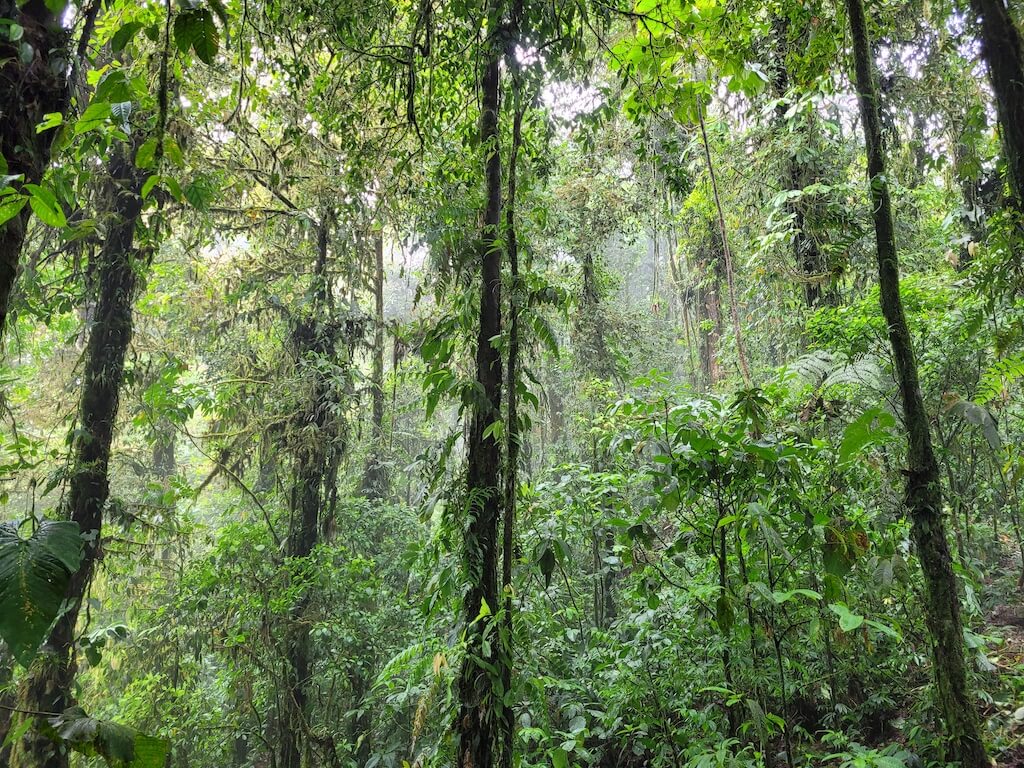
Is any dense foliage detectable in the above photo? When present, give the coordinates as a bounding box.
[2,0,1024,766]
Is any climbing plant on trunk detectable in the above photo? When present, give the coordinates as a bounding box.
[9,141,150,768]
[845,0,989,764]
[455,5,506,766]
[0,0,74,342]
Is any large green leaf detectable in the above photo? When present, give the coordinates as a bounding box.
[828,602,865,632]
[838,407,894,465]
[0,520,83,665]
[49,707,170,768]
[0,193,28,228]
[173,8,219,65]
[24,184,66,228]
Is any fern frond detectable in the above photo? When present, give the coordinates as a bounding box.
[976,351,1024,405]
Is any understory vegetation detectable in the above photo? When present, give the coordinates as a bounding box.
[3,0,1024,766]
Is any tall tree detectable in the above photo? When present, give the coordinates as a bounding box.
[0,0,76,342]
[362,224,388,498]
[10,142,149,768]
[969,0,1024,209]
[280,213,345,768]
[455,6,506,767]
[845,0,988,764]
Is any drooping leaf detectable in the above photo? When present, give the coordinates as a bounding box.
[24,184,66,228]
[538,545,555,589]
[0,520,83,665]
[946,398,1001,451]
[0,194,28,228]
[48,707,170,768]
[828,602,864,632]
[174,8,219,65]
[110,22,145,54]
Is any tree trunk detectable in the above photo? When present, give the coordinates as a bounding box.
[576,249,615,381]
[0,0,71,342]
[970,0,1024,209]
[845,0,989,764]
[456,22,504,768]
[697,103,751,385]
[698,218,724,387]
[500,70,525,768]
[280,216,340,768]
[10,145,147,768]
[362,226,388,498]
[769,17,833,308]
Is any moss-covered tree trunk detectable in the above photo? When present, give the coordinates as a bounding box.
[455,13,505,768]
[769,17,833,308]
[280,215,341,768]
[845,0,988,764]
[10,145,147,768]
[0,0,72,342]
[361,226,388,498]
[970,0,1024,209]
[697,217,724,387]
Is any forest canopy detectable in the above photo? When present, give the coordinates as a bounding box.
[1,0,1024,767]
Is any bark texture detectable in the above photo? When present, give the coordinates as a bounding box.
[280,216,342,768]
[0,0,70,342]
[456,26,504,768]
[846,0,989,764]
[10,146,147,768]
[970,0,1024,208]
[362,228,388,498]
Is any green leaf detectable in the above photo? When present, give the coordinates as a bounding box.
[551,747,569,768]
[838,408,894,465]
[49,706,170,768]
[135,138,159,169]
[110,22,145,54]
[174,8,219,65]
[24,184,67,228]
[0,520,83,665]
[131,734,171,768]
[110,101,133,132]
[74,101,114,135]
[538,545,555,589]
[3,713,33,749]
[828,602,864,632]
[771,588,821,604]
[0,194,28,228]
[141,175,160,200]
[36,112,64,133]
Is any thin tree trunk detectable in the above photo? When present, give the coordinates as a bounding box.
[846,0,989,763]
[10,145,147,768]
[970,0,1024,209]
[456,16,504,767]
[0,0,72,342]
[362,226,388,497]
[698,218,724,387]
[697,103,751,385]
